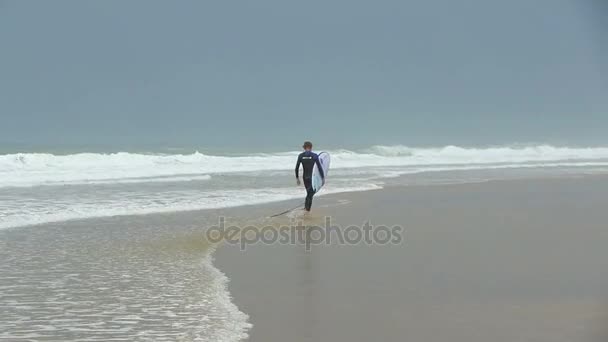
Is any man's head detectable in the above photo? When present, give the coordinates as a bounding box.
[302,141,313,151]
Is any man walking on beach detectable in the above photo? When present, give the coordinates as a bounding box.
[295,141,324,212]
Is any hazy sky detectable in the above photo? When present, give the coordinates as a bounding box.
[1,0,606,149]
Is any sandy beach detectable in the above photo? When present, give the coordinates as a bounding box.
[2,175,608,341]
[216,175,608,341]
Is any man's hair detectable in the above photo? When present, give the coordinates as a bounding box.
[303,141,313,149]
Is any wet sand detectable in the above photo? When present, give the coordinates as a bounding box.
[215,176,608,342]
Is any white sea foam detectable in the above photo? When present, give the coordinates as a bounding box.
[194,251,252,342]
[2,145,608,188]
[0,184,381,230]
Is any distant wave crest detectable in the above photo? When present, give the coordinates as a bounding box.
[2,145,608,188]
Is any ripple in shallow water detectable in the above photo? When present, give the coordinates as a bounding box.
[0,218,251,342]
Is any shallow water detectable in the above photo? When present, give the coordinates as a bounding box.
[0,214,251,341]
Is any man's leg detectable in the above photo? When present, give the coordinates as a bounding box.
[303,178,315,211]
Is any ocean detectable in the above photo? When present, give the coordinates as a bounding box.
[2,144,608,230]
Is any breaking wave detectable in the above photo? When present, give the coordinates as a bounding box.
[2,145,608,188]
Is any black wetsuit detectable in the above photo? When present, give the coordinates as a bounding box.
[295,151,324,211]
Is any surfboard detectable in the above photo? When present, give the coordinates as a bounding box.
[312,151,330,193]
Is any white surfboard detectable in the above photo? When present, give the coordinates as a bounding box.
[312,152,330,192]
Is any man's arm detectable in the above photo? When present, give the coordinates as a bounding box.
[295,154,302,179]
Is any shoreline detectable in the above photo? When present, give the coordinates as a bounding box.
[3,171,602,232]
[2,174,608,341]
